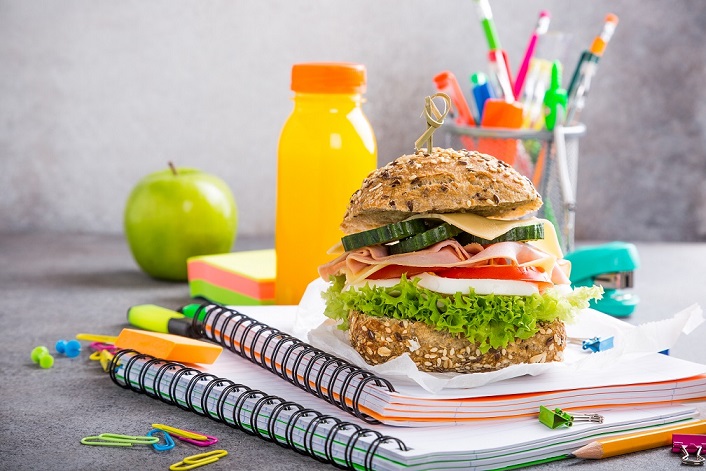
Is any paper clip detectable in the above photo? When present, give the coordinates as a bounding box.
[170,450,228,471]
[89,341,118,353]
[672,434,706,466]
[538,406,604,429]
[147,428,176,452]
[76,333,119,344]
[568,336,614,353]
[152,424,218,447]
[98,350,115,372]
[80,433,159,447]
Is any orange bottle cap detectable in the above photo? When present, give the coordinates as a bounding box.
[291,62,366,94]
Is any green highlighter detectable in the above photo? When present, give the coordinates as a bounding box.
[564,242,640,317]
[126,304,198,338]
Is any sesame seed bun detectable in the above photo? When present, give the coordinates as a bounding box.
[341,148,542,234]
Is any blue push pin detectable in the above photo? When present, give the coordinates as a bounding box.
[56,339,82,358]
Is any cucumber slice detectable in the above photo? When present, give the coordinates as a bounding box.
[389,223,462,254]
[455,223,545,246]
[341,219,428,252]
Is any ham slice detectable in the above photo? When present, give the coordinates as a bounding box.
[318,240,571,286]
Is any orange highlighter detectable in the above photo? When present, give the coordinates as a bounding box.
[433,71,476,149]
[433,71,477,127]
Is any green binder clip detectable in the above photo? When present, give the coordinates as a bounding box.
[564,241,640,317]
[538,406,604,429]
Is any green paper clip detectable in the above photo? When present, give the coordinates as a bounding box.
[80,433,160,447]
[538,406,604,429]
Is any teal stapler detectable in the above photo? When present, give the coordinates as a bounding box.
[564,242,640,317]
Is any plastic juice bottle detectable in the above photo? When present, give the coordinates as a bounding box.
[275,63,377,305]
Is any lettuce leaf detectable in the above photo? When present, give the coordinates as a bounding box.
[322,275,603,354]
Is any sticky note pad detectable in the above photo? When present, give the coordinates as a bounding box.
[115,329,222,364]
[187,249,275,305]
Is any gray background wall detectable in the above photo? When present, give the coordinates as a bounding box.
[2,0,705,242]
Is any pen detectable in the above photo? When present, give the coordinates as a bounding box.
[126,304,198,338]
[513,10,551,101]
[522,58,551,129]
[473,0,514,102]
[565,13,619,124]
[433,71,477,126]
[470,72,495,122]
[572,419,706,459]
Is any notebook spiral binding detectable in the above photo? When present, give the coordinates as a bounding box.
[109,349,408,471]
[188,303,397,424]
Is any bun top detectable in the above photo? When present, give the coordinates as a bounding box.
[341,148,542,234]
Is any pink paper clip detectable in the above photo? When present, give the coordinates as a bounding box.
[176,433,218,447]
[89,341,118,354]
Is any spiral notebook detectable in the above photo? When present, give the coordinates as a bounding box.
[178,303,706,426]
[110,348,702,470]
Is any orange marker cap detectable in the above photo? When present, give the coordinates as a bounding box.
[291,62,367,94]
[590,13,620,56]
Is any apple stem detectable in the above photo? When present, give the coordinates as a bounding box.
[168,161,178,176]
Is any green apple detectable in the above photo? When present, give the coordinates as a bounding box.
[124,163,238,281]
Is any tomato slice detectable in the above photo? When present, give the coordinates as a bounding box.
[367,265,436,280]
[435,265,551,283]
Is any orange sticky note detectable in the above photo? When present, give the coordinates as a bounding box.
[115,328,222,364]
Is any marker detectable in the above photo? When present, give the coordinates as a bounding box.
[543,61,567,131]
[473,0,514,101]
[433,71,477,126]
[470,72,495,122]
[521,58,552,129]
[565,13,619,123]
[126,304,198,338]
[514,10,551,100]
[179,303,204,319]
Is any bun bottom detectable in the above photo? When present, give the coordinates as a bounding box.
[349,311,566,373]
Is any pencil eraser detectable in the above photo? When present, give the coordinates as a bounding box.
[115,328,222,364]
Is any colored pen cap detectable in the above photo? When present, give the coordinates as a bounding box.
[590,13,619,56]
[470,72,488,86]
[291,63,366,94]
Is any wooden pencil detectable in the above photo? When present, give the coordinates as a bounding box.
[572,419,706,459]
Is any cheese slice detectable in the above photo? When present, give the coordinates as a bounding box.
[407,213,563,259]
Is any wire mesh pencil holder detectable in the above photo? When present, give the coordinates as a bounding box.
[442,123,586,254]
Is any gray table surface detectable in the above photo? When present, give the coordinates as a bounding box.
[2,233,705,471]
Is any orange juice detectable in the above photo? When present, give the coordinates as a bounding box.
[275,63,377,305]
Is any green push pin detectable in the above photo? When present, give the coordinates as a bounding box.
[31,346,55,369]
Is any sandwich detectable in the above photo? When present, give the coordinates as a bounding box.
[318,147,602,373]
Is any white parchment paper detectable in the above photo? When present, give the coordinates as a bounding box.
[293,279,704,394]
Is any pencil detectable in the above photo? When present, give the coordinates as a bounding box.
[572,419,706,459]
